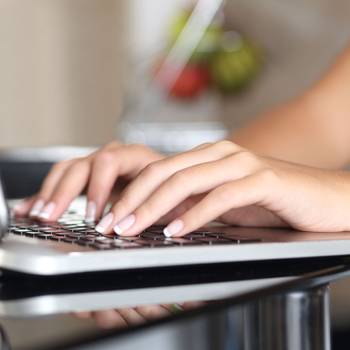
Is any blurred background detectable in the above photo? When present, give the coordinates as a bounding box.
[1,0,350,347]
[1,0,350,151]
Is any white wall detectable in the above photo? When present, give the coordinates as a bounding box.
[0,0,124,148]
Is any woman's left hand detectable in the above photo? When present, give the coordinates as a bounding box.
[95,141,350,237]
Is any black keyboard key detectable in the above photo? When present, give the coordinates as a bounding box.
[36,234,51,239]
[140,232,165,240]
[186,232,210,240]
[62,237,78,243]
[205,232,229,238]
[51,231,68,237]
[11,228,32,234]
[197,237,233,245]
[134,239,153,247]
[92,243,113,250]
[24,231,43,237]
[118,236,140,242]
[149,240,175,247]
[145,228,164,234]
[81,230,99,234]
[165,238,204,245]
[49,229,70,233]
[48,236,61,241]
[66,232,85,239]
[95,236,114,244]
[79,234,99,241]
[113,240,142,249]
[15,224,40,229]
[76,240,94,247]
[36,227,57,232]
[237,238,262,243]
[69,228,93,233]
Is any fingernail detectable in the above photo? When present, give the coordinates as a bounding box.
[113,214,136,235]
[163,219,184,237]
[38,202,56,220]
[29,199,45,217]
[85,201,96,222]
[95,213,114,234]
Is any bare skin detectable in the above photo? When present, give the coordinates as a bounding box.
[13,44,350,237]
[232,45,350,169]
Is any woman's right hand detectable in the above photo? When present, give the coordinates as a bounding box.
[13,141,164,222]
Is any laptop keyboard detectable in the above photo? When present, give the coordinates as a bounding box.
[9,211,261,250]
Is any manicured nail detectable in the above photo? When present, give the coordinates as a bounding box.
[38,202,56,220]
[163,219,184,237]
[113,214,136,235]
[29,199,45,217]
[85,201,96,222]
[95,213,114,234]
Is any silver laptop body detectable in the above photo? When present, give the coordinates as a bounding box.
[1,179,350,275]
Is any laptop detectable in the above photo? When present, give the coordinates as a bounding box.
[1,177,350,275]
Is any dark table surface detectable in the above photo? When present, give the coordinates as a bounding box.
[0,257,349,350]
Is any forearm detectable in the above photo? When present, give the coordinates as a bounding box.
[230,45,350,169]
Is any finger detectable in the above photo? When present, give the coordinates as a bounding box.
[28,160,74,218]
[181,301,206,309]
[86,145,162,222]
[155,196,203,225]
[37,159,91,222]
[163,170,277,237]
[117,308,146,326]
[92,310,128,329]
[85,152,121,222]
[112,152,260,236]
[13,196,37,217]
[135,305,170,320]
[96,141,240,234]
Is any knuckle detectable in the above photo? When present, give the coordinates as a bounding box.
[170,170,187,185]
[51,159,72,172]
[126,143,146,152]
[216,140,238,151]
[142,161,162,178]
[128,144,157,159]
[232,150,257,166]
[257,168,279,184]
[193,142,212,150]
[72,157,88,167]
[102,140,120,150]
[67,158,89,173]
[94,149,117,165]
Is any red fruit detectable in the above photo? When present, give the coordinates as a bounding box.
[155,61,210,99]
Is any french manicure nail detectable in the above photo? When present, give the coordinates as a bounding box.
[38,202,56,220]
[95,213,114,234]
[29,199,45,217]
[113,214,136,235]
[163,219,184,237]
[85,201,96,222]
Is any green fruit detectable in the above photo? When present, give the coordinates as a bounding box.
[210,32,261,94]
[168,10,191,41]
[168,9,223,63]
